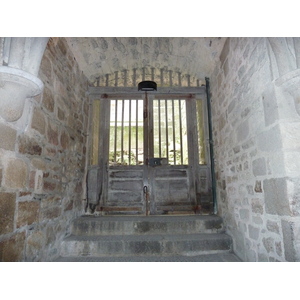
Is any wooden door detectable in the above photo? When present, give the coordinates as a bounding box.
[91,93,211,215]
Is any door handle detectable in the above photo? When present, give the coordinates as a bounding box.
[143,186,148,194]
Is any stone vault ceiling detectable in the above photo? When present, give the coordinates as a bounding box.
[65,37,226,84]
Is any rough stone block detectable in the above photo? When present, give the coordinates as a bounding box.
[17,201,40,228]
[60,130,69,149]
[29,171,36,189]
[262,86,279,126]
[242,138,255,150]
[39,54,52,80]
[40,196,62,220]
[248,224,260,240]
[266,220,280,234]
[220,38,230,65]
[241,107,251,119]
[18,135,42,156]
[281,219,300,261]
[252,157,267,176]
[4,158,28,189]
[57,106,65,121]
[45,147,57,157]
[287,178,300,216]
[0,192,16,235]
[275,241,283,257]
[257,125,282,152]
[239,209,250,220]
[57,38,67,55]
[0,123,17,151]
[258,252,269,262]
[34,170,44,193]
[262,237,274,253]
[31,158,46,171]
[223,59,229,77]
[42,87,54,112]
[31,107,46,135]
[26,230,45,262]
[251,198,264,214]
[268,152,285,175]
[238,65,246,80]
[254,180,262,193]
[264,178,291,216]
[47,121,59,146]
[64,200,73,211]
[83,102,89,117]
[284,152,300,177]
[0,232,26,262]
[252,216,263,225]
[237,120,249,142]
[43,180,56,192]
[245,247,257,262]
[280,122,300,150]
[218,113,226,131]
[233,146,240,154]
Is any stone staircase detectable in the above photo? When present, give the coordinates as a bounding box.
[56,215,241,262]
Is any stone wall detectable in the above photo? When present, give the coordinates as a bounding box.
[0,38,89,261]
[211,37,300,261]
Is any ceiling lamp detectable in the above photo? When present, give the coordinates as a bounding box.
[138,81,157,91]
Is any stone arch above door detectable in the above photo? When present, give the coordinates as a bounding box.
[89,67,206,88]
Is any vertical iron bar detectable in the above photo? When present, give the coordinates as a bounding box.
[169,70,173,86]
[205,77,217,214]
[115,71,118,87]
[144,92,148,165]
[136,99,138,165]
[179,99,183,165]
[178,72,181,87]
[172,99,176,165]
[124,70,127,87]
[165,99,169,162]
[114,100,118,163]
[106,74,109,87]
[142,67,145,81]
[121,99,124,164]
[133,68,137,87]
[129,99,132,165]
[158,99,162,158]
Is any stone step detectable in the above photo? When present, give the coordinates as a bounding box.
[55,252,241,262]
[60,232,232,257]
[71,215,224,236]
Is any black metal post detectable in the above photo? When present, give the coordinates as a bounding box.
[205,77,217,214]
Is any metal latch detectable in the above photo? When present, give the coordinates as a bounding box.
[143,186,148,194]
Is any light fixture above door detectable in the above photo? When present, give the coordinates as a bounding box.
[138,81,157,91]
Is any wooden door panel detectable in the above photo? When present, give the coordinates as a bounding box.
[103,166,145,214]
[149,166,193,214]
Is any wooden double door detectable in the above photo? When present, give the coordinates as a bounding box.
[90,91,211,215]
